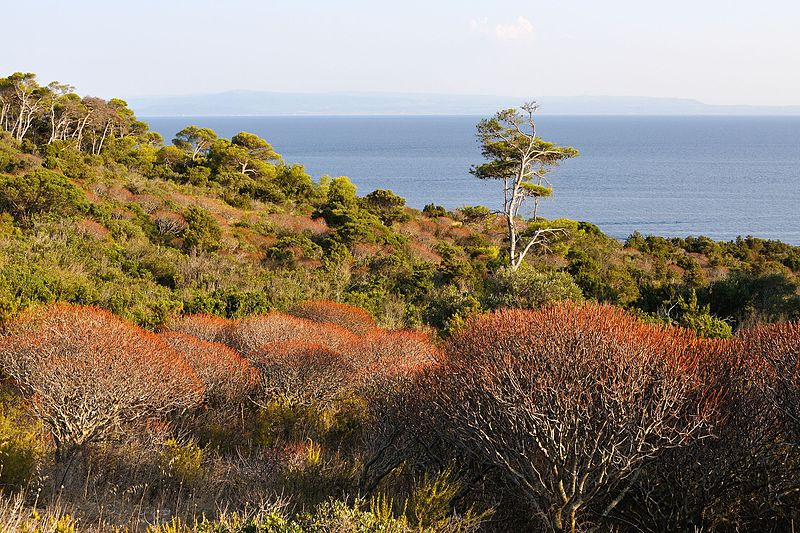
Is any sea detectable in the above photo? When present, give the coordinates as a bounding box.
[145,116,800,245]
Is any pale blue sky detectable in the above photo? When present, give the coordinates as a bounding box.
[2,0,798,105]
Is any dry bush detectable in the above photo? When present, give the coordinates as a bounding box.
[152,210,187,237]
[223,312,357,357]
[75,219,111,240]
[266,213,329,237]
[290,300,377,335]
[347,330,439,384]
[167,313,231,343]
[250,341,354,406]
[617,336,799,531]
[158,332,259,405]
[0,304,203,459]
[740,321,800,437]
[427,303,714,533]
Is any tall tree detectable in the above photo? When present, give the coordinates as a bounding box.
[173,125,217,161]
[472,102,578,271]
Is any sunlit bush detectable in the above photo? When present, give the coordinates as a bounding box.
[427,303,713,531]
[290,300,377,335]
[223,312,356,357]
[250,341,353,406]
[0,304,204,459]
[158,332,258,405]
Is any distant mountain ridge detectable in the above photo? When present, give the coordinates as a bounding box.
[127,91,800,117]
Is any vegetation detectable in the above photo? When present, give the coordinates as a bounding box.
[472,102,578,270]
[0,71,799,531]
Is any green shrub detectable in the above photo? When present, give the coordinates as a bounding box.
[422,204,448,218]
[363,189,409,226]
[484,265,583,310]
[0,169,86,225]
[182,206,221,253]
[160,437,204,486]
[0,392,44,491]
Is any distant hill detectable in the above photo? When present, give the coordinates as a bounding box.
[126,91,800,117]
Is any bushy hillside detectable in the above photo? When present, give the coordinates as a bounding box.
[1,72,798,338]
[2,71,800,532]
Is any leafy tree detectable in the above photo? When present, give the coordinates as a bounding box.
[231,131,281,163]
[364,189,409,226]
[422,203,448,217]
[275,163,316,203]
[472,102,578,270]
[484,264,583,310]
[674,289,732,339]
[315,176,388,244]
[173,125,217,161]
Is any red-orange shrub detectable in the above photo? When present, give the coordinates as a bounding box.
[249,341,353,405]
[427,302,712,531]
[158,332,259,405]
[167,313,231,343]
[347,329,439,383]
[0,304,203,458]
[290,300,377,335]
[223,312,356,357]
[739,321,800,437]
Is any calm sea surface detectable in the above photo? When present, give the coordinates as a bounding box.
[146,116,800,244]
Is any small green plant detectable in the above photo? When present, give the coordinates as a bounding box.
[0,391,44,491]
[160,437,204,485]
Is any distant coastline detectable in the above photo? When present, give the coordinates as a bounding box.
[127,92,800,117]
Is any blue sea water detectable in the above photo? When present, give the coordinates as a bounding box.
[145,116,800,244]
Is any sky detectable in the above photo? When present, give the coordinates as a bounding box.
[2,0,799,106]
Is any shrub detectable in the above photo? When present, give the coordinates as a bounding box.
[0,169,86,225]
[250,341,353,406]
[457,205,491,224]
[428,303,713,532]
[290,300,377,335]
[484,265,583,310]
[223,312,356,357]
[167,313,231,343]
[182,206,221,253]
[363,189,409,226]
[347,329,438,384]
[740,320,800,440]
[422,204,448,218]
[159,437,204,486]
[158,332,258,405]
[0,304,204,459]
[0,392,44,491]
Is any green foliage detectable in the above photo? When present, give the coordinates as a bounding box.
[160,437,204,485]
[673,289,733,339]
[484,265,583,310]
[0,169,86,224]
[0,392,44,491]
[458,205,491,224]
[567,248,640,306]
[182,206,222,253]
[266,235,323,262]
[315,177,401,246]
[706,271,800,327]
[363,189,409,226]
[423,285,483,337]
[422,204,448,218]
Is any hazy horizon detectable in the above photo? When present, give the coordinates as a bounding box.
[126,92,800,117]
[3,0,799,107]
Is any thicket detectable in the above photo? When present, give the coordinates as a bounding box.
[1,301,798,531]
